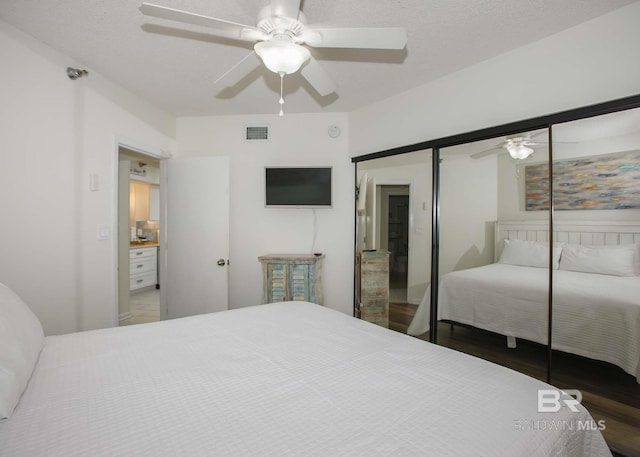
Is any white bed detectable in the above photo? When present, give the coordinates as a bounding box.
[1,283,611,457]
[408,220,640,381]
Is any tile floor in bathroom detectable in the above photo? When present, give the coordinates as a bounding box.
[120,288,160,326]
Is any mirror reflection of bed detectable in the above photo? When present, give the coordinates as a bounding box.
[356,107,640,457]
[425,238,640,454]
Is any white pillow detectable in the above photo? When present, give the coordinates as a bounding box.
[499,239,563,269]
[559,244,638,277]
[0,282,44,420]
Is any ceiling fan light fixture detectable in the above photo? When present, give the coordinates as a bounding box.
[254,40,310,75]
[506,142,534,160]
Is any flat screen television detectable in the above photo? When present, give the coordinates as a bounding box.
[265,167,332,208]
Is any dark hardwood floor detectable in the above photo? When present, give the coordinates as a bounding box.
[389,302,640,457]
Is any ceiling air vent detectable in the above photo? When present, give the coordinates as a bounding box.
[244,125,269,141]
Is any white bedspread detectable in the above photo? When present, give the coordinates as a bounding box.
[408,263,640,380]
[1,301,611,456]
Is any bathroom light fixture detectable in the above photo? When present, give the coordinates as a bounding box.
[254,37,311,116]
[505,140,534,160]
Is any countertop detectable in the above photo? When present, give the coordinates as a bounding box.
[130,242,159,249]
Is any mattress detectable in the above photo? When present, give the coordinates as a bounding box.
[1,301,611,456]
[407,263,640,380]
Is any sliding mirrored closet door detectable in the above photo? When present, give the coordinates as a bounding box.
[550,108,640,457]
[433,132,551,378]
[355,150,432,333]
[352,95,640,456]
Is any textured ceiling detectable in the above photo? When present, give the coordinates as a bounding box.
[0,0,635,117]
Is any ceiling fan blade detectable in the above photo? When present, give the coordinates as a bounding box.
[139,3,265,42]
[214,51,262,87]
[525,140,576,146]
[303,27,407,49]
[270,0,301,19]
[471,148,503,159]
[300,57,338,96]
[528,129,549,139]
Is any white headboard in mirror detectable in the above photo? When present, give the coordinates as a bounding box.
[494,220,640,262]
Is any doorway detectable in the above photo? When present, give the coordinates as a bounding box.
[118,146,162,326]
[378,185,410,303]
[387,194,409,301]
[115,148,230,326]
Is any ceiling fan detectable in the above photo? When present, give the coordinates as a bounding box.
[471,131,551,160]
[139,0,407,114]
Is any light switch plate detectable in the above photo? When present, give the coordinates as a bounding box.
[89,173,99,191]
[98,226,110,240]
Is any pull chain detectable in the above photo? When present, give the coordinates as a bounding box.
[279,72,285,117]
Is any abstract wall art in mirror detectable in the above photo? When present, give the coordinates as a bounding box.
[526,149,640,211]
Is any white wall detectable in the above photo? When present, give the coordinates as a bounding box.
[349,2,640,158]
[176,114,354,316]
[0,20,176,335]
[439,155,498,274]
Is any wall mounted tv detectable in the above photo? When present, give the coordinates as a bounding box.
[265,167,332,208]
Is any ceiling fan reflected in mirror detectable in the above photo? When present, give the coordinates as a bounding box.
[139,0,407,115]
[471,130,552,160]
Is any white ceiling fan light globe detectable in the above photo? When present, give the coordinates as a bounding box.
[506,143,534,160]
[254,40,311,75]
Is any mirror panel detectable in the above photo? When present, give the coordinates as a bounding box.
[431,132,551,379]
[551,108,640,457]
[356,150,432,335]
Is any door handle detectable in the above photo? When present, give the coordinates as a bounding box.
[217,259,227,266]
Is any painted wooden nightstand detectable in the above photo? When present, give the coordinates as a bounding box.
[258,254,324,305]
[358,250,390,327]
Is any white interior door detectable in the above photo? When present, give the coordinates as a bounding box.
[117,159,131,321]
[162,156,229,319]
